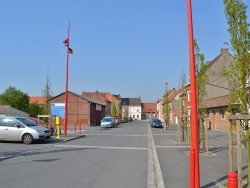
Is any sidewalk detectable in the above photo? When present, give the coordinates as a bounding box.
[151,124,248,188]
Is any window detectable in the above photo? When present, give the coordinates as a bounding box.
[137,115,139,119]
[187,91,190,102]
[0,118,5,126]
[220,110,225,119]
[5,118,21,127]
[137,109,139,112]
[207,111,210,119]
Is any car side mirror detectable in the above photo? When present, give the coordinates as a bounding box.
[15,125,21,128]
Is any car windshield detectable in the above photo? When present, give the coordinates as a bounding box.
[102,118,112,122]
[16,117,38,127]
[153,119,161,123]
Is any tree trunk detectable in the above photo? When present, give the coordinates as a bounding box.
[237,120,242,188]
[228,122,233,172]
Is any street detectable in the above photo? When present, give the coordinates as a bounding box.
[0,120,149,188]
[0,120,248,188]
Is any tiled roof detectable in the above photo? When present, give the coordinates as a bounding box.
[29,96,45,105]
[141,103,157,113]
[100,92,120,102]
[121,98,141,106]
[48,91,106,106]
[82,91,107,104]
[168,89,181,101]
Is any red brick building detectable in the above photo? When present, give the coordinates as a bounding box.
[49,91,106,126]
[141,102,157,120]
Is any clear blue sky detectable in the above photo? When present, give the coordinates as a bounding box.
[0,1,249,102]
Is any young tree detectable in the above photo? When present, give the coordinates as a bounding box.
[0,86,30,113]
[124,107,129,118]
[111,103,118,117]
[224,0,250,184]
[194,40,208,153]
[42,70,53,115]
[162,88,171,130]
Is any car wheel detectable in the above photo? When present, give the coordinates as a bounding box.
[22,134,33,144]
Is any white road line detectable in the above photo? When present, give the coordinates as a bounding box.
[55,145,147,150]
[83,134,147,137]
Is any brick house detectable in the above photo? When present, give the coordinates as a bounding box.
[156,99,163,122]
[141,102,157,120]
[202,48,234,131]
[100,92,121,118]
[168,49,233,131]
[82,91,121,117]
[48,91,106,126]
[168,88,182,124]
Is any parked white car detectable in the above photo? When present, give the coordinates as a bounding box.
[0,116,51,144]
[101,116,115,129]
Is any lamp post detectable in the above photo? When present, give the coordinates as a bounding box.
[187,0,200,188]
[63,22,73,136]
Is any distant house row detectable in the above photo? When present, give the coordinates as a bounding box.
[28,91,159,126]
[156,48,234,131]
[1,48,235,131]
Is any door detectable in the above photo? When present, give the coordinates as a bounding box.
[0,118,5,139]
[3,117,24,141]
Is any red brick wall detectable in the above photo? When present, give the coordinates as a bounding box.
[49,92,90,127]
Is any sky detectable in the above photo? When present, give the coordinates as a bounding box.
[0,1,249,102]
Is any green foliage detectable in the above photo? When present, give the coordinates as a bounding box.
[28,103,44,117]
[111,103,118,117]
[224,0,250,185]
[124,107,129,117]
[223,0,250,115]
[194,40,208,115]
[0,86,29,113]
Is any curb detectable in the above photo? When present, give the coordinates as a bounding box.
[148,125,165,188]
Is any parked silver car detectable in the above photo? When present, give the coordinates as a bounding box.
[101,116,115,129]
[0,116,51,144]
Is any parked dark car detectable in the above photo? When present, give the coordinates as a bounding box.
[127,117,133,122]
[150,118,163,128]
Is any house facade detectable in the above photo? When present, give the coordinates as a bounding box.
[202,48,234,131]
[156,99,163,122]
[121,98,141,120]
[168,48,234,131]
[82,91,111,116]
[141,102,157,120]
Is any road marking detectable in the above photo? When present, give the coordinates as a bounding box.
[84,133,147,137]
[55,145,147,150]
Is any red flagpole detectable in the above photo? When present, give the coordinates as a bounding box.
[187,0,200,187]
[64,22,70,136]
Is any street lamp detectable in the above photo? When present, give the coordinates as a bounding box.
[63,22,73,136]
[187,0,200,188]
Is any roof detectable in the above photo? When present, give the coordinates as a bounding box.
[100,92,120,102]
[202,95,229,109]
[168,89,181,101]
[29,96,45,105]
[206,48,233,70]
[121,98,141,106]
[141,103,157,113]
[49,91,106,106]
[82,91,107,104]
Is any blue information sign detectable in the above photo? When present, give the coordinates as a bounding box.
[51,103,65,118]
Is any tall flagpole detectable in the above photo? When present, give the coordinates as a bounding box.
[63,22,73,136]
[187,0,200,187]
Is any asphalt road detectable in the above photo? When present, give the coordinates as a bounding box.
[0,120,149,188]
[0,120,248,188]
